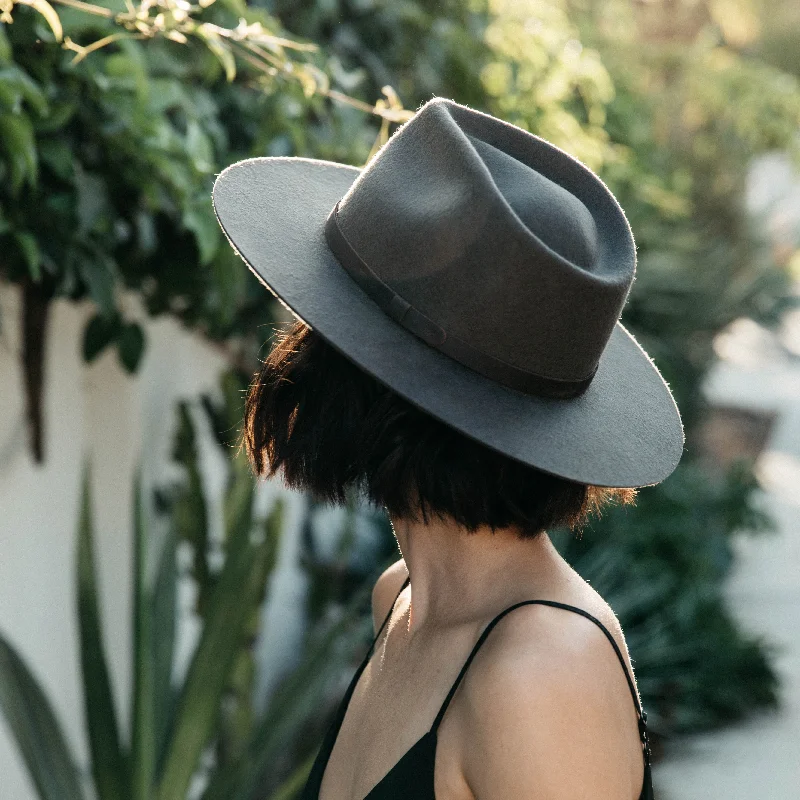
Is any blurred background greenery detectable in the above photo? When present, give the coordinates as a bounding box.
[1,0,800,798]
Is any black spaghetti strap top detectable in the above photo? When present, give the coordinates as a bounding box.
[301,576,654,800]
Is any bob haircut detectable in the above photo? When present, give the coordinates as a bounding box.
[242,320,635,540]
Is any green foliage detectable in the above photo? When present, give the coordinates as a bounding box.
[156,375,382,797]
[0,635,86,800]
[2,0,800,775]
[156,470,275,800]
[268,0,491,114]
[0,1,333,361]
[0,446,372,799]
[555,2,797,734]
[77,465,127,800]
[266,0,800,741]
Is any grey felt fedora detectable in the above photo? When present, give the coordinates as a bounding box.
[212,96,684,488]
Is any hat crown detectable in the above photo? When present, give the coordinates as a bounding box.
[333,97,635,388]
[467,134,599,270]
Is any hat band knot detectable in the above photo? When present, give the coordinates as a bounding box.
[324,201,596,400]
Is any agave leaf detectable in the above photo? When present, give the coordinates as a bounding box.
[203,575,373,800]
[224,450,256,547]
[0,632,86,800]
[216,490,282,766]
[76,464,128,800]
[156,476,270,800]
[151,525,177,777]
[130,467,156,800]
[171,403,211,615]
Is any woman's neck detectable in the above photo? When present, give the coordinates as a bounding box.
[388,513,574,637]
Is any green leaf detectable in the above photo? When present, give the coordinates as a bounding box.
[75,168,110,236]
[208,244,246,326]
[39,138,75,181]
[117,322,146,373]
[82,313,121,363]
[0,632,86,800]
[155,478,272,800]
[185,120,214,174]
[36,101,77,134]
[76,463,128,800]
[0,29,11,63]
[151,524,177,778]
[0,80,24,114]
[183,200,221,266]
[195,24,237,82]
[171,403,211,608]
[216,0,247,16]
[14,231,41,281]
[130,467,156,800]
[0,112,38,194]
[204,507,368,800]
[76,252,116,315]
[0,66,48,116]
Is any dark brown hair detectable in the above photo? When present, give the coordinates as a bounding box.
[242,320,635,539]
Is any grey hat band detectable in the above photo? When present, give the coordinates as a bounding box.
[324,200,597,399]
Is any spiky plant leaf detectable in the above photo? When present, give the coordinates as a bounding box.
[151,524,177,778]
[0,632,86,800]
[76,463,128,800]
[155,475,275,800]
[130,467,156,800]
[202,573,373,800]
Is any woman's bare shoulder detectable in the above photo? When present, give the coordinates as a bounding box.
[457,590,644,799]
[370,558,409,634]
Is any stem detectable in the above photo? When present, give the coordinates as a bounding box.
[50,0,113,18]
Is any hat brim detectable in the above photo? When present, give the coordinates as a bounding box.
[212,157,684,488]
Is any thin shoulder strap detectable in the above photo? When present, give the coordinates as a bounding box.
[430,599,651,766]
[366,574,410,657]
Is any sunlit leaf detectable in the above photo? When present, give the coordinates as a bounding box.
[196,24,236,82]
[709,0,761,47]
[14,231,41,281]
[0,112,37,193]
[183,201,221,266]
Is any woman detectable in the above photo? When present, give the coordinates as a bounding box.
[213,97,683,800]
